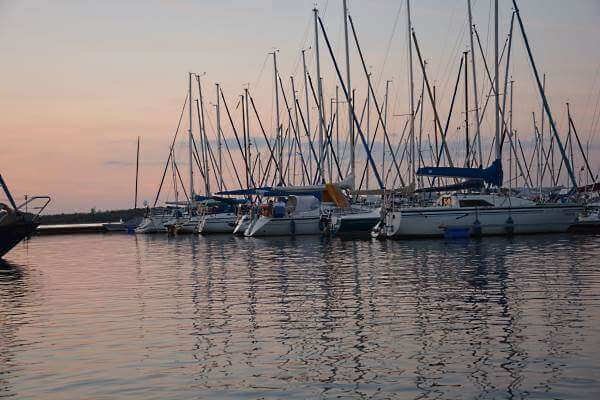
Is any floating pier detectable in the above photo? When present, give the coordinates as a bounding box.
[36,223,109,235]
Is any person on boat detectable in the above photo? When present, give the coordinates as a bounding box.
[261,200,274,218]
[273,198,286,218]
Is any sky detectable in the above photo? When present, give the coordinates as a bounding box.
[1,0,600,213]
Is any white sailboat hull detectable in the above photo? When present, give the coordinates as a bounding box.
[177,216,200,234]
[245,215,323,237]
[199,213,236,234]
[383,204,581,238]
[233,215,251,236]
[134,217,166,234]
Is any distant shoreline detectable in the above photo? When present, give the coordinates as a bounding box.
[41,208,145,225]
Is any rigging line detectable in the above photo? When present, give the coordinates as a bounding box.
[583,61,600,136]
[252,53,270,92]
[173,160,190,203]
[292,16,313,75]
[153,92,188,207]
[589,84,600,143]
[277,75,311,184]
[248,93,283,185]
[222,135,244,190]
[374,1,403,92]
[341,90,370,175]
[320,15,385,188]
[385,118,410,188]
[220,88,257,188]
[435,3,468,104]
[348,15,404,186]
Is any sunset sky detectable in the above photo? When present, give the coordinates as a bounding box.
[1,0,600,213]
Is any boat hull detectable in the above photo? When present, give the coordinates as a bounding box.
[134,217,166,234]
[0,219,38,258]
[199,213,236,234]
[245,216,322,237]
[383,204,581,238]
[177,217,200,234]
[330,209,380,237]
[233,215,250,236]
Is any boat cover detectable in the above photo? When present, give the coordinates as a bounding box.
[417,159,503,187]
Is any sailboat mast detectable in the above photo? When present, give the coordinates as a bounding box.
[384,80,391,186]
[511,0,577,188]
[464,51,470,167]
[188,72,195,201]
[407,0,416,186]
[494,0,501,163]
[197,74,210,196]
[301,49,312,181]
[467,0,483,167]
[342,0,354,189]
[272,51,283,185]
[302,49,314,181]
[241,94,249,191]
[245,87,252,188]
[314,7,325,183]
[216,83,223,192]
[291,76,301,185]
[134,136,140,209]
[366,72,371,189]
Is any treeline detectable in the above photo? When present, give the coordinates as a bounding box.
[41,208,145,225]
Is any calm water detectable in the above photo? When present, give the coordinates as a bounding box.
[1,233,600,399]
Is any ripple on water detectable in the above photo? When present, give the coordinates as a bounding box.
[0,233,599,399]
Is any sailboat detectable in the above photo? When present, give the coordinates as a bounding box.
[244,192,324,237]
[197,197,239,234]
[0,175,50,258]
[379,0,583,239]
[103,136,143,233]
[381,191,581,238]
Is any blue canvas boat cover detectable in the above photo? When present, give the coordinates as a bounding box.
[416,159,503,187]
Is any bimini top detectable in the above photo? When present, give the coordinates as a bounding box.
[215,186,323,200]
[215,177,354,200]
[193,195,248,205]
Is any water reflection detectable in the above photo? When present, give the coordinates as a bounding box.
[0,260,28,399]
[0,234,598,399]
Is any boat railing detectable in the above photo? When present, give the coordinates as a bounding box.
[16,196,51,220]
[324,206,372,217]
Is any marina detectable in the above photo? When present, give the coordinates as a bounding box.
[2,0,600,398]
